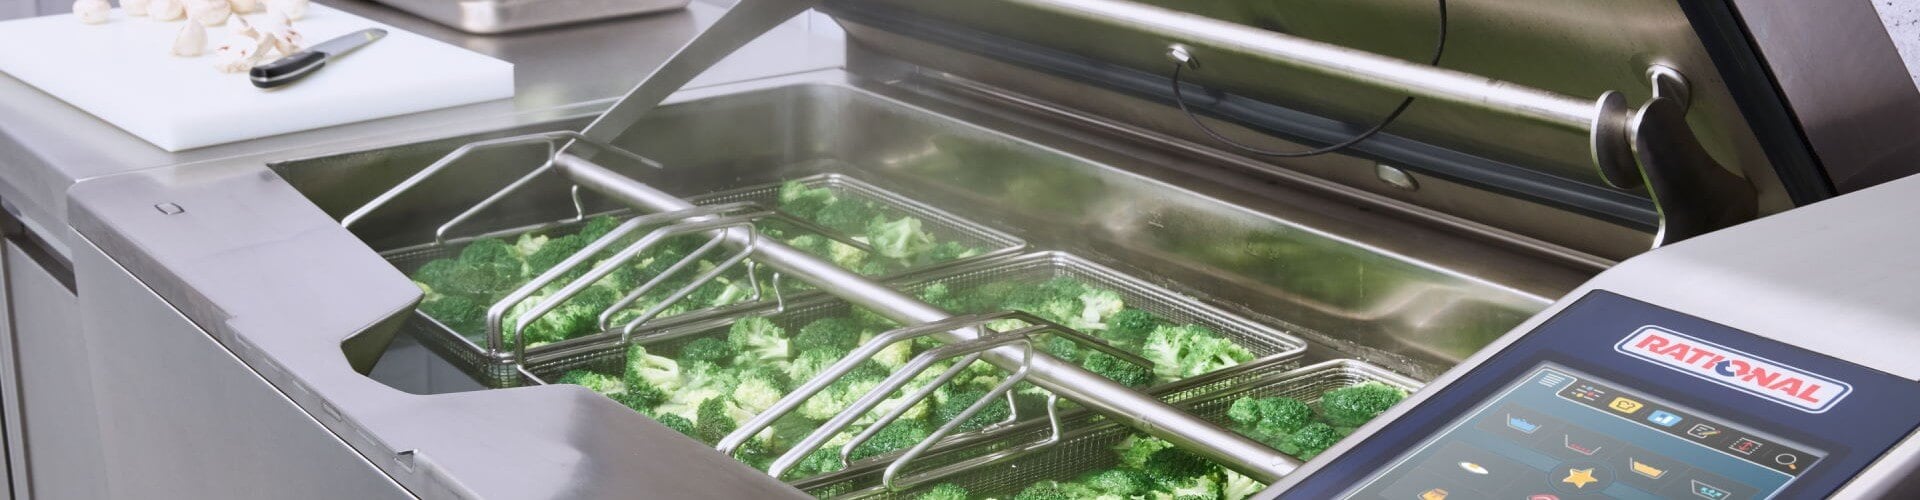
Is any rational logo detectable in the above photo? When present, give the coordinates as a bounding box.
[1615,326,1851,413]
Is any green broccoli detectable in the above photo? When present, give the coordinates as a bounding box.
[1012,482,1072,500]
[1083,352,1152,387]
[694,397,739,444]
[870,339,914,370]
[916,283,968,312]
[653,413,696,438]
[555,370,624,395]
[794,317,864,352]
[726,316,792,364]
[577,215,622,242]
[624,345,682,393]
[676,337,734,364]
[1276,422,1342,460]
[1162,474,1222,500]
[915,483,969,500]
[788,448,844,478]
[1113,435,1175,470]
[459,238,524,270]
[849,419,933,461]
[732,368,787,413]
[797,367,885,421]
[1141,324,1254,382]
[1083,468,1151,496]
[1220,469,1265,500]
[512,233,551,258]
[865,216,937,261]
[918,241,982,266]
[783,234,835,259]
[784,348,843,384]
[1041,335,1082,363]
[1143,447,1218,485]
[618,378,668,410]
[933,388,1010,431]
[1228,396,1314,440]
[1102,308,1161,347]
[814,198,884,235]
[1319,382,1408,427]
[658,362,739,422]
[417,294,486,335]
[525,234,590,276]
[777,180,838,221]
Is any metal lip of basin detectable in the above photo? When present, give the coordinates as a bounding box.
[64,68,1562,497]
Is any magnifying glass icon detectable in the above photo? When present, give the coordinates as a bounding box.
[1775,453,1798,471]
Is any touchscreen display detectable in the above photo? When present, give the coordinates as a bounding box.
[1338,363,1822,500]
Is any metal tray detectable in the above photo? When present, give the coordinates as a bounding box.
[383,173,1027,387]
[796,359,1422,498]
[524,251,1309,387]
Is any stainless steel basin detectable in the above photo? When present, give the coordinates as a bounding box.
[272,75,1578,384]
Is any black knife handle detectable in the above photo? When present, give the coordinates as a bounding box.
[249,51,326,89]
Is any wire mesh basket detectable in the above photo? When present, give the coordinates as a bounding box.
[523,251,1309,387]
[794,359,1422,498]
[381,173,1027,387]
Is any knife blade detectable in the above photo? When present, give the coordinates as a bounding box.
[249,28,387,89]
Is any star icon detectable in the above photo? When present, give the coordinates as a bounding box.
[1562,467,1598,489]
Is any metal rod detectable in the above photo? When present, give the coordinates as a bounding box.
[554,153,1299,482]
[1001,0,1599,132]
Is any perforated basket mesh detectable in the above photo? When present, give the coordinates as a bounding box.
[524,251,1309,385]
[380,173,1027,387]
[794,359,1422,499]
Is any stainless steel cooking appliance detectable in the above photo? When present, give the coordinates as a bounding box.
[22,0,1920,497]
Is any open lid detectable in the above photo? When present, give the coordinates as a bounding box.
[583,0,1908,261]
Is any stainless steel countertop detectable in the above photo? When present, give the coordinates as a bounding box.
[0,0,843,254]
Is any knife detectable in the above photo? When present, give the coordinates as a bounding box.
[249,28,387,89]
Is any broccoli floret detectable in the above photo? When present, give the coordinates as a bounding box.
[1277,422,1343,460]
[618,378,668,410]
[694,397,739,444]
[653,413,696,438]
[784,234,835,258]
[525,234,590,276]
[732,369,787,413]
[1143,447,1217,484]
[442,261,523,298]
[815,198,884,234]
[919,241,981,265]
[825,240,871,271]
[915,483,969,500]
[512,233,551,257]
[788,448,844,478]
[659,363,739,423]
[855,259,892,277]
[1083,469,1151,496]
[1162,474,1222,500]
[1113,435,1175,470]
[1141,324,1254,382]
[624,345,682,392]
[865,216,937,261]
[778,180,838,221]
[676,337,734,364]
[418,294,486,335]
[1220,469,1265,500]
[577,215,621,242]
[1012,482,1074,500]
[1041,335,1082,362]
[1076,288,1125,328]
[726,316,792,364]
[412,259,462,289]
[794,317,864,352]
[933,389,1010,431]
[916,283,967,312]
[784,348,843,384]
[459,238,523,269]
[850,305,899,330]
[798,365,886,421]
[1319,382,1408,427]
[556,370,624,396]
[1102,308,1161,347]
[1083,352,1152,387]
[850,419,932,461]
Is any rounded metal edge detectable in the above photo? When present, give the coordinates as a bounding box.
[1590,91,1642,190]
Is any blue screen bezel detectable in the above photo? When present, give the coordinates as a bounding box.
[1279,290,1920,498]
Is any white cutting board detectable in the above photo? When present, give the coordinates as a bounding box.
[0,5,514,151]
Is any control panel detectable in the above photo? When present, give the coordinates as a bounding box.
[1280,291,1920,499]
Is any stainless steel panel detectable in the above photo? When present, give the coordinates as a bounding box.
[72,237,415,499]
[369,0,690,35]
[0,242,21,498]
[5,243,104,500]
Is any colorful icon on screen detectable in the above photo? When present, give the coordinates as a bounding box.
[1687,423,1720,439]
[1568,384,1606,402]
[1628,457,1667,479]
[1646,410,1682,427]
[1729,437,1763,455]
[1608,397,1645,414]
[1458,462,1489,475]
[1420,488,1449,500]
[1528,495,1559,500]
[1692,479,1730,499]
[1562,468,1599,489]
[1506,414,1541,434]
[1564,435,1604,456]
[1775,453,1800,471]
